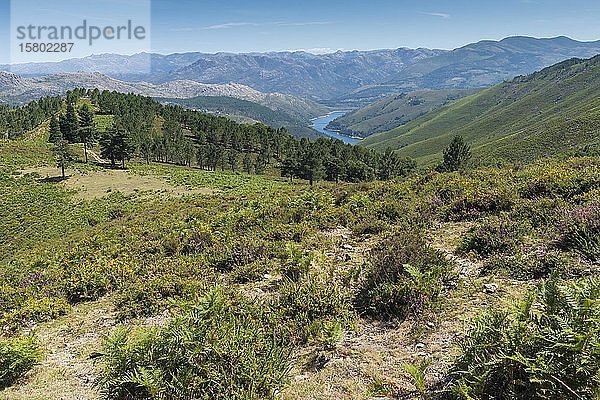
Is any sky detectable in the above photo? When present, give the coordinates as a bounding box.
[1,0,600,63]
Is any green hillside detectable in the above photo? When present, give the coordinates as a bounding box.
[361,56,600,165]
[157,96,321,139]
[327,89,476,138]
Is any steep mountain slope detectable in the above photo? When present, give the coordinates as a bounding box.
[361,56,600,164]
[5,36,600,102]
[326,89,477,138]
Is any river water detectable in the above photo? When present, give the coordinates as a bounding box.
[310,111,360,145]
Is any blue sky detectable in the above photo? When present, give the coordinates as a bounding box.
[2,0,600,62]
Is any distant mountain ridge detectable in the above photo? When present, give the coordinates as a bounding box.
[361,55,600,164]
[3,36,600,103]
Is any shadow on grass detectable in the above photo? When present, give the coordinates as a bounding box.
[38,175,69,183]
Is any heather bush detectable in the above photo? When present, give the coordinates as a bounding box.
[556,204,600,261]
[354,228,455,320]
[458,216,529,257]
[481,250,575,280]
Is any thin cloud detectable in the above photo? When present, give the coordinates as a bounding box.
[420,12,451,19]
[191,21,331,31]
[275,21,331,27]
[203,22,261,30]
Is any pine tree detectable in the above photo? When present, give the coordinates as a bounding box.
[60,102,79,143]
[53,139,75,179]
[78,103,96,163]
[298,141,324,186]
[227,149,239,172]
[280,156,298,182]
[99,124,132,169]
[324,156,344,183]
[254,149,269,175]
[48,114,62,144]
[243,152,253,174]
[438,135,471,172]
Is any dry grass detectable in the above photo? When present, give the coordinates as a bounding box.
[20,166,214,200]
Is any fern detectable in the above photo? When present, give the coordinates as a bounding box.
[449,276,600,399]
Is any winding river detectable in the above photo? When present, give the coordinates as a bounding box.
[310,111,360,145]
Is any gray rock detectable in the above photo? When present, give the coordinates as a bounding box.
[483,283,498,294]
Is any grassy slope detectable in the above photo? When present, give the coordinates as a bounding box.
[361,56,600,165]
[328,89,475,138]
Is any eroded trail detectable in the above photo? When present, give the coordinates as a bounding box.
[281,223,532,400]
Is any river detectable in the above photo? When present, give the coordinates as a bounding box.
[310,111,360,145]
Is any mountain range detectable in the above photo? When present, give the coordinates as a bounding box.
[4,36,600,104]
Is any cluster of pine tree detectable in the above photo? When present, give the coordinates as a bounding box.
[41,88,415,183]
[0,97,62,139]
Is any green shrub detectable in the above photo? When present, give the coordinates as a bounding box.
[162,225,213,256]
[230,259,276,284]
[59,259,114,303]
[354,229,455,320]
[556,204,600,261]
[0,336,41,389]
[510,197,566,228]
[276,274,354,346]
[351,218,389,235]
[481,250,575,280]
[522,158,600,199]
[98,288,291,400]
[458,217,529,257]
[279,244,312,282]
[115,274,207,320]
[426,172,517,221]
[2,297,70,328]
[450,276,600,400]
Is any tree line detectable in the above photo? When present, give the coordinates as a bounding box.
[42,89,417,183]
[0,97,62,139]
